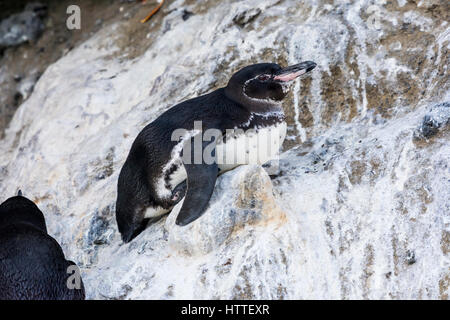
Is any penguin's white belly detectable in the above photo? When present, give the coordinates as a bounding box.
[216,122,287,172]
[155,122,287,200]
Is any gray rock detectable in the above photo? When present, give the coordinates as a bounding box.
[165,165,286,256]
[233,8,261,27]
[414,102,450,140]
[0,2,47,49]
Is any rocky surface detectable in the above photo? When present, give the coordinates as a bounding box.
[0,0,448,299]
[0,2,48,49]
[0,0,152,139]
[165,165,287,256]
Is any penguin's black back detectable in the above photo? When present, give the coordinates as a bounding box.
[136,89,250,149]
[0,196,85,300]
[0,195,47,232]
[123,89,250,195]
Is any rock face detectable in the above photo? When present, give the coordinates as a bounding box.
[165,165,286,256]
[0,0,449,299]
[0,2,47,49]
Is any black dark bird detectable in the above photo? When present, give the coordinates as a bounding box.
[0,191,85,300]
[116,61,316,242]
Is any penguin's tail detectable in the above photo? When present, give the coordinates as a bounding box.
[17,189,23,196]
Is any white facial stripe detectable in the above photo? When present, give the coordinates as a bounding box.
[242,78,283,107]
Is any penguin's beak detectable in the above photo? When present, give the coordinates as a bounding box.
[274,61,317,82]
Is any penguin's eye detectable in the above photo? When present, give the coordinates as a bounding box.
[257,75,270,81]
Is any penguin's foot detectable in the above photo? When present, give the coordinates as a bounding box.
[171,181,187,204]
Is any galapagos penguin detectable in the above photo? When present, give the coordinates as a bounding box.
[116,61,316,242]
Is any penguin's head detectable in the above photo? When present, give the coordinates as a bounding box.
[116,157,152,243]
[0,191,47,232]
[225,61,316,113]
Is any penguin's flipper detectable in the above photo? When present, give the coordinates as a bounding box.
[176,138,218,226]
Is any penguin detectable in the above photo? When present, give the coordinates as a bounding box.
[116,61,316,242]
[0,191,85,300]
